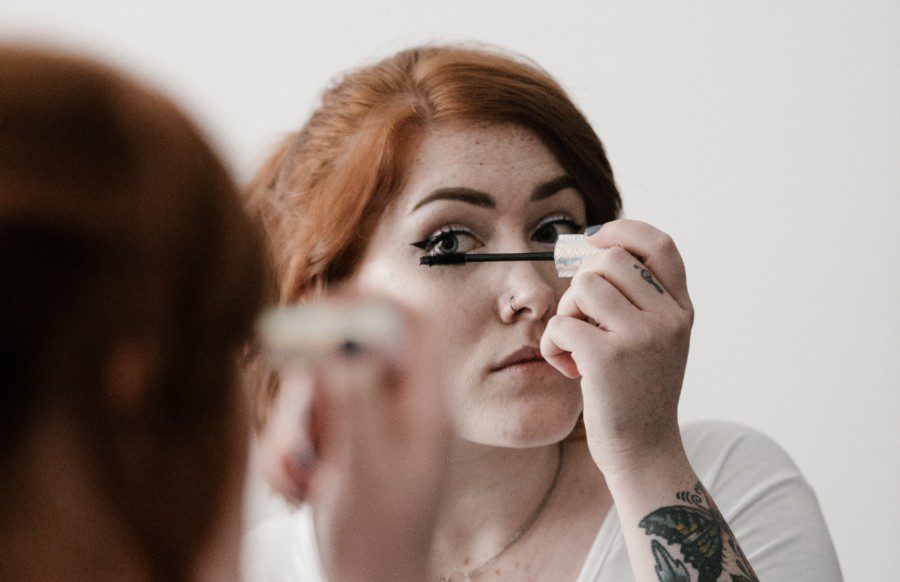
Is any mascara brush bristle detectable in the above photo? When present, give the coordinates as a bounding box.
[420,253,467,266]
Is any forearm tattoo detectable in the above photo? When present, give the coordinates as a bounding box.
[634,264,664,294]
[639,482,759,582]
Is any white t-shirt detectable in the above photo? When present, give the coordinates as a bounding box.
[243,421,843,581]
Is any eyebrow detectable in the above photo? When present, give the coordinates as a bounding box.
[531,175,578,202]
[409,175,579,214]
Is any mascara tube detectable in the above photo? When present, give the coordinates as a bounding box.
[552,234,605,277]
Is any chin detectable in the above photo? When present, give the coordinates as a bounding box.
[460,388,583,448]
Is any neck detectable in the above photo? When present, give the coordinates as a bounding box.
[427,437,563,577]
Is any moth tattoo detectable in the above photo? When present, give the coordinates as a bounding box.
[639,482,758,582]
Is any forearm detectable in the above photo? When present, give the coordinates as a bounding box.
[603,439,759,582]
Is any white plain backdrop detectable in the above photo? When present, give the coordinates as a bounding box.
[3,1,897,579]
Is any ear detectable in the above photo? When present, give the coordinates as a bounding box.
[102,340,156,414]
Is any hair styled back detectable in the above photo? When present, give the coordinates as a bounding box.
[244,45,622,428]
[245,45,621,302]
[0,45,265,579]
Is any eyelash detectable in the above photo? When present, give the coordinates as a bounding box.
[411,215,583,256]
[535,214,583,242]
[411,225,475,256]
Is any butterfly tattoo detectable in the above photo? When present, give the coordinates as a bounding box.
[639,482,758,582]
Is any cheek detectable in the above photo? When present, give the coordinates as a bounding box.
[352,262,495,379]
[552,278,571,306]
[353,253,493,319]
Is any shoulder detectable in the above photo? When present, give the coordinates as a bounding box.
[680,419,803,486]
[678,420,843,581]
[242,505,325,582]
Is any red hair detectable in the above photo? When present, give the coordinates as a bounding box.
[244,44,622,425]
[0,44,265,579]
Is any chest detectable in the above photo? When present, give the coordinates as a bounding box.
[467,480,612,581]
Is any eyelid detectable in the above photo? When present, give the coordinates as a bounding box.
[533,213,582,231]
[412,223,481,254]
[428,224,474,239]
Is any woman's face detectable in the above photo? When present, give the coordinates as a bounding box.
[348,123,586,448]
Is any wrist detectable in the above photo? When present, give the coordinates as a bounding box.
[592,427,689,485]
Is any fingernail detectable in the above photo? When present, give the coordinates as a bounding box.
[291,447,317,471]
[583,224,603,236]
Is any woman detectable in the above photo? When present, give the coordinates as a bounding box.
[0,44,448,582]
[245,45,843,581]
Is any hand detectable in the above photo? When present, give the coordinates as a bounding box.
[540,219,694,476]
[256,298,451,582]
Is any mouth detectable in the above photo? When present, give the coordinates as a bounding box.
[490,345,552,373]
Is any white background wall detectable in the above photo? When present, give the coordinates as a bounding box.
[3,1,897,579]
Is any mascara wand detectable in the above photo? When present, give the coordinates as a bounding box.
[418,234,604,278]
[420,252,554,266]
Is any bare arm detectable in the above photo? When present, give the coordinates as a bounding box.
[605,443,758,582]
[542,219,758,581]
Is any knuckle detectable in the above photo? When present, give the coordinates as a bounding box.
[573,270,604,295]
[605,245,629,262]
[575,252,605,274]
[546,314,565,333]
[572,270,595,289]
[657,233,677,253]
[661,311,692,341]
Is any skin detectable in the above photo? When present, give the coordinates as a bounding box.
[347,122,615,579]
[264,121,758,581]
[352,122,756,581]
[355,123,587,448]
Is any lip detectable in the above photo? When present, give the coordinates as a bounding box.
[490,345,551,373]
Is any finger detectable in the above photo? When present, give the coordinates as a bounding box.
[576,247,678,314]
[586,219,692,311]
[558,267,643,331]
[541,314,607,378]
[259,362,319,502]
[319,341,400,460]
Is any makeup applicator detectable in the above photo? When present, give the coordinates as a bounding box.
[419,234,605,277]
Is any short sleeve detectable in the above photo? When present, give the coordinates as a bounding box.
[682,420,844,581]
[242,504,326,582]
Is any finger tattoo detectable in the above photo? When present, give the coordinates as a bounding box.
[634,264,664,294]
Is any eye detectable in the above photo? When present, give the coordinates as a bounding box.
[532,215,582,245]
[412,226,480,255]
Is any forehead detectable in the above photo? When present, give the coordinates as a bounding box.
[413,123,556,166]
[401,123,566,198]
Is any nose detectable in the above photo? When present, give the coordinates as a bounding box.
[498,259,557,324]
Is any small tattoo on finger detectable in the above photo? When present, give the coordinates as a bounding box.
[634,264,664,294]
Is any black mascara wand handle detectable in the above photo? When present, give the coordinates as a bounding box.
[465,252,555,262]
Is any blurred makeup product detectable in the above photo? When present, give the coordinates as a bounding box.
[419,233,605,277]
[257,302,404,361]
[255,303,405,499]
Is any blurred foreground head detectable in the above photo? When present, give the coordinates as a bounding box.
[0,44,265,580]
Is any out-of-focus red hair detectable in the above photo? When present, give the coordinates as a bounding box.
[244,44,622,426]
[0,44,265,580]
